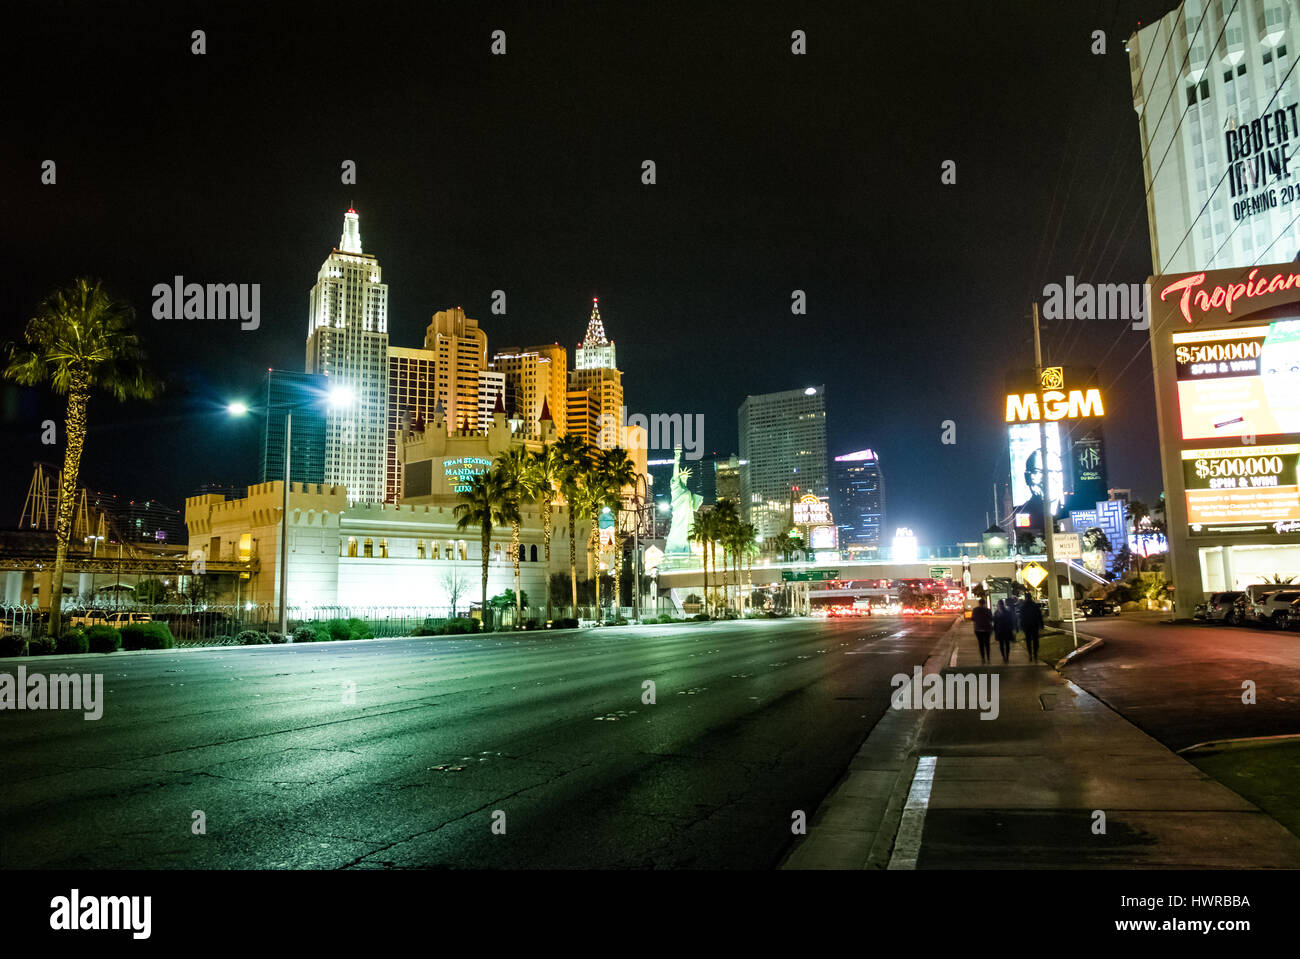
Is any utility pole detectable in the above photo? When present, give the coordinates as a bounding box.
[279,410,291,641]
[1032,302,1063,622]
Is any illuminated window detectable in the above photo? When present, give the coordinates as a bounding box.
[347,537,358,557]
[417,540,426,559]
[364,538,374,558]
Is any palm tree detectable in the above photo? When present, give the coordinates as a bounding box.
[739,522,758,614]
[532,442,563,623]
[4,278,160,635]
[454,471,514,629]
[595,447,636,617]
[495,447,538,626]
[554,433,593,615]
[688,511,714,617]
[713,499,740,614]
[569,481,603,618]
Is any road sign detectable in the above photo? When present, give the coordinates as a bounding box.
[929,566,951,580]
[1021,562,1048,589]
[1054,533,1082,560]
[780,569,841,582]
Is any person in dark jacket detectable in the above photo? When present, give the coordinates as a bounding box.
[993,599,1014,663]
[1020,596,1044,662]
[971,598,993,664]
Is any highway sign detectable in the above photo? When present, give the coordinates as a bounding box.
[929,566,951,580]
[781,569,841,582]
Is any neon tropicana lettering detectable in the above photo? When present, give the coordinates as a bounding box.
[1161,268,1300,323]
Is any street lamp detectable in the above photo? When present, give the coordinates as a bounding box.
[229,386,352,640]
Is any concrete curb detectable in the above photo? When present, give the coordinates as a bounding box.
[1177,732,1300,754]
[1053,635,1105,670]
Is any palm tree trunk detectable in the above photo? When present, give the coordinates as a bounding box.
[543,497,553,623]
[511,520,521,627]
[591,518,601,618]
[568,508,578,615]
[481,524,490,629]
[613,528,622,616]
[49,377,90,637]
[721,544,729,613]
[701,542,709,616]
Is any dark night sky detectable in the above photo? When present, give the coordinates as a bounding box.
[2,0,1179,544]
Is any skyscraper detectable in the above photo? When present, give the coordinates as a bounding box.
[1129,1,1300,274]
[261,369,328,487]
[738,386,828,540]
[832,449,885,549]
[305,208,389,504]
[490,344,568,436]
[567,299,624,449]
[385,347,440,503]
[424,307,489,433]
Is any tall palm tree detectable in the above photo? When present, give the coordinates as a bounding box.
[713,499,740,614]
[569,482,603,618]
[454,470,514,628]
[4,278,160,635]
[532,442,562,624]
[554,433,593,615]
[688,511,714,617]
[595,447,636,617]
[495,447,538,626]
[737,521,758,614]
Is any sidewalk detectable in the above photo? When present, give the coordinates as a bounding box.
[783,619,1300,868]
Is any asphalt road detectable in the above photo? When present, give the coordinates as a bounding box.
[1064,612,1300,750]
[0,615,951,869]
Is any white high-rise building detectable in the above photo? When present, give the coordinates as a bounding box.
[574,298,616,370]
[305,208,390,504]
[739,386,828,541]
[1129,0,1300,273]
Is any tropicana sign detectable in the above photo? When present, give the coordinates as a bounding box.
[1160,267,1300,324]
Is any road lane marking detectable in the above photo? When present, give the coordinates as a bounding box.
[887,755,936,870]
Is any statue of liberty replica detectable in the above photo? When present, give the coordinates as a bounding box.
[665,446,703,556]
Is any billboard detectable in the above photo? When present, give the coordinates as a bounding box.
[1009,421,1066,530]
[1182,445,1300,537]
[1068,425,1108,509]
[809,524,838,550]
[793,494,832,526]
[1172,320,1300,439]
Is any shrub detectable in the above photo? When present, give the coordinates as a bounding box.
[612,617,628,626]
[120,622,176,650]
[1121,600,1141,612]
[292,626,317,643]
[238,629,270,645]
[445,617,480,635]
[0,634,28,657]
[29,635,58,656]
[691,613,709,622]
[267,631,287,644]
[323,617,372,641]
[56,629,90,655]
[549,617,579,630]
[86,626,121,654]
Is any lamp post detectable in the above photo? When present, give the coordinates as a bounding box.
[229,385,351,641]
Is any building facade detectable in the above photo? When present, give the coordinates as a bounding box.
[490,344,568,437]
[304,208,390,504]
[832,448,885,549]
[423,307,489,433]
[1147,260,1300,616]
[1129,0,1300,275]
[739,386,829,540]
[567,299,624,449]
[261,369,328,488]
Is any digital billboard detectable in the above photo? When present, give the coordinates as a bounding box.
[1008,422,1066,530]
[1172,320,1300,440]
[1181,445,1300,537]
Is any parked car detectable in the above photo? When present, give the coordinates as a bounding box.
[1194,591,1248,624]
[67,611,152,629]
[1248,590,1300,629]
[1079,598,1121,618]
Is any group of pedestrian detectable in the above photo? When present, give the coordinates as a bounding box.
[970,596,1043,665]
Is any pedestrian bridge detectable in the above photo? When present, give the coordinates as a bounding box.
[656,555,1107,591]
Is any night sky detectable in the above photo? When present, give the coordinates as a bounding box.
[3,0,1178,544]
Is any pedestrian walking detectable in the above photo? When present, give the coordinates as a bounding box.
[971,597,993,664]
[1020,595,1044,663]
[993,599,1014,663]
